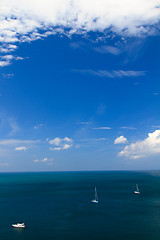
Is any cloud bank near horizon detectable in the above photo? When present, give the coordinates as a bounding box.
[0,0,160,64]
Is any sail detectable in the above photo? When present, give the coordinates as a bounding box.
[95,187,98,201]
[134,184,140,194]
[136,184,139,192]
[92,187,98,203]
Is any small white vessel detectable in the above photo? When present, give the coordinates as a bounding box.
[12,223,26,228]
[92,187,98,203]
[134,184,140,194]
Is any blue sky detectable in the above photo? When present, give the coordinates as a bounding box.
[0,0,160,172]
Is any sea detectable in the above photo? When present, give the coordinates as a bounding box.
[0,171,160,240]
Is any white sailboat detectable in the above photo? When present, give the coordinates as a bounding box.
[12,223,26,228]
[134,184,140,194]
[92,187,98,203]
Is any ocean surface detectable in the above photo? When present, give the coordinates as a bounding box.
[0,171,160,240]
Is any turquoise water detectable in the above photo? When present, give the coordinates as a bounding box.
[0,171,160,240]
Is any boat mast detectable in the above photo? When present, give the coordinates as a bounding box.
[95,187,98,201]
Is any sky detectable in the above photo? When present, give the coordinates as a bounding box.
[0,0,160,172]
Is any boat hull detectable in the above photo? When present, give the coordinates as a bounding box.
[12,223,26,228]
[134,191,140,194]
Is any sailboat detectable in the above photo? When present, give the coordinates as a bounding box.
[134,184,140,194]
[92,187,98,203]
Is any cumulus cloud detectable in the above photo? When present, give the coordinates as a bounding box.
[114,136,128,144]
[73,69,146,78]
[62,144,72,150]
[119,130,160,159]
[0,54,24,67]
[49,137,62,146]
[0,0,160,41]
[0,0,160,66]
[49,137,73,151]
[14,146,27,151]
[0,60,10,67]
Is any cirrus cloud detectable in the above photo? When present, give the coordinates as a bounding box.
[72,69,146,78]
[92,127,111,130]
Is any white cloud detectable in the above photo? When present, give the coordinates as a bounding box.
[0,139,39,145]
[0,44,17,53]
[50,147,61,151]
[33,159,39,163]
[1,55,14,60]
[80,121,92,125]
[63,137,73,143]
[70,41,86,49]
[0,0,160,66]
[33,157,54,163]
[0,54,24,67]
[114,136,128,144]
[73,69,146,78]
[14,146,27,151]
[0,0,159,41]
[2,73,14,78]
[49,137,73,150]
[62,144,72,149]
[34,123,44,130]
[8,117,20,136]
[94,46,121,55]
[41,157,48,162]
[0,60,10,67]
[49,137,62,146]
[120,127,136,129]
[95,138,107,141]
[93,127,111,130]
[119,130,160,159]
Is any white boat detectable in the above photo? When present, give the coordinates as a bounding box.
[134,184,140,194]
[12,223,26,228]
[92,187,98,203]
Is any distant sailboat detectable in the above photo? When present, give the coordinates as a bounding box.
[92,187,98,203]
[134,184,140,194]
